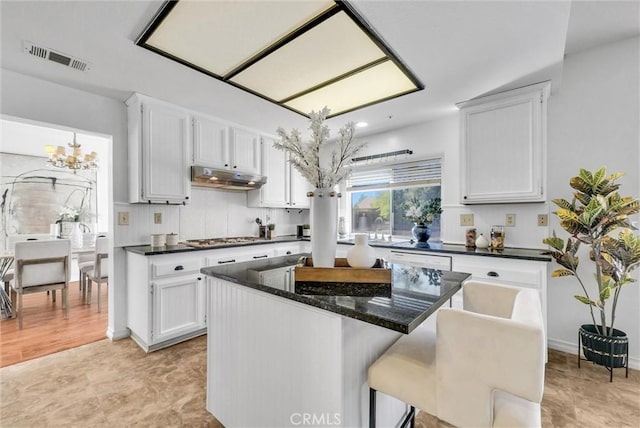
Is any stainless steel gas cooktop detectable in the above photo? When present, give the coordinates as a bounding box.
[182,237,265,248]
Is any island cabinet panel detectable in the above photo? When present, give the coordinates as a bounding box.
[206,278,406,427]
[459,82,549,204]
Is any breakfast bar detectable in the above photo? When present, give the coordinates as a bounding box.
[202,254,470,427]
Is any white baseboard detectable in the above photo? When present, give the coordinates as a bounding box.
[106,327,130,341]
[548,337,639,371]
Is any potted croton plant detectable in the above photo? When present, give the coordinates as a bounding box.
[543,167,640,381]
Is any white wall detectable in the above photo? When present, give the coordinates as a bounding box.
[354,111,549,248]
[356,37,640,367]
[1,69,127,339]
[546,37,640,365]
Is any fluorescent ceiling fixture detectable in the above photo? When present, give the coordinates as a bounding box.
[137,0,423,118]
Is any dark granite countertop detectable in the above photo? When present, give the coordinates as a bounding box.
[124,236,302,256]
[336,239,551,262]
[125,235,549,262]
[201,254,470,334]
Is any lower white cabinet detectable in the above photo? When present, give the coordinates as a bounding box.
[247,265,295,292]
[152,276,205,344]
[127,252,206,352]
[451,254,548,340]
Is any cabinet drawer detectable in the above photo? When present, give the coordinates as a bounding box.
[453,257,542,288]
[152,259,201,279]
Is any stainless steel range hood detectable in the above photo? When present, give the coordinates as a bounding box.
[191,166,267,190]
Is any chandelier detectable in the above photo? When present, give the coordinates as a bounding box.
[44,133,98,173]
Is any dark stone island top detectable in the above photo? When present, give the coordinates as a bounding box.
[201,254,471,334]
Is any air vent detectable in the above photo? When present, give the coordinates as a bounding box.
[23,41,91,72]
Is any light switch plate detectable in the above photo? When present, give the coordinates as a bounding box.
[505,213,516,227]
[154,212,162,224]
[460,213,474,226]
[538,214,548,226]
[118,211,130,226]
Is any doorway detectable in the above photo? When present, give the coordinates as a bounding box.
[0,116,113,366]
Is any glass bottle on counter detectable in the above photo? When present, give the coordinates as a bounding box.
[490,225,505,250]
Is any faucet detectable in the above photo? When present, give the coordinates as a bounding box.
[374,217,384,240]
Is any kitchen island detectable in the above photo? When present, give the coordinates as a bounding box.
[202,254,470,427]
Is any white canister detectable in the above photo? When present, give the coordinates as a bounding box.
[151,234,166,247]
[166,233,179,246]
[347,233,377,268]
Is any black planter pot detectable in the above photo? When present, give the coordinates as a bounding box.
[578,324,629,382]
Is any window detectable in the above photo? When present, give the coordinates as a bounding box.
[346,158,442,240]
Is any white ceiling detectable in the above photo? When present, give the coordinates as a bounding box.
[1,1,638,138]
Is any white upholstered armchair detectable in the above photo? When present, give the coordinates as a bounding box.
[368,281,546,428]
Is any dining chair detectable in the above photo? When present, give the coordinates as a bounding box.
[368,281,546,428]
[11,239,71,329]
[84,236,108,312]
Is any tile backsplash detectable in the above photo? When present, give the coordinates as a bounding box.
[114,188,308,247]
[441,203,550,249]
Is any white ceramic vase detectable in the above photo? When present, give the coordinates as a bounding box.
[310,188,338,268]
[70,222,83,248]
[347,233,376,268]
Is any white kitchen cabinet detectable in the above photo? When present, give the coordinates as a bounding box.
[459,82,549,204]
[247,135,311,208]
[192,116,260,175]
[451,254,548,340]
[192,114,227,168]
[247,265,295,292]
[127,93,191,204]
[205,246,275,267]
[127,252,205,352]
[152,275,205,344]
[229,126,260,174]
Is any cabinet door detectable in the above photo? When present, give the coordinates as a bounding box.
[193,115,228,168]
[229,126,260,174]
[152,275,205,344]
[141,102,191,203]
[290,162,311,208]
[460,83,548,204]
[260,136,289,207]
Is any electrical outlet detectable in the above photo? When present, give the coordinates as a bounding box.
[154,212,162,224]
[538,214,548,226]
[505,213,516,227]
[118,211,130,226]
[460,213,474,227]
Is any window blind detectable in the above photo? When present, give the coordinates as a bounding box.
[346,158,442,191]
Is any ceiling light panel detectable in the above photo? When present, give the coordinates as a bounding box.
[284,60,419,116]
[144,0,334,77]
[137,0,423,118]
[230,11,385,102]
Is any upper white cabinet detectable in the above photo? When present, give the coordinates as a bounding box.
[229,126,260,174]
[192,116,260,175]
[247,136,311,209]
[193,115,228,168]
[459,82,550,204]
[127,93,191,204]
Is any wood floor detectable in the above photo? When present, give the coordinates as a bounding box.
[0,280,108,367]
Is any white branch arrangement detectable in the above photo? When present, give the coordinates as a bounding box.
[274,107,365,189]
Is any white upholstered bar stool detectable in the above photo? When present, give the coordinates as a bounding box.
[368,281,546,428]
[11,239,71,329]
[84,236,108,312]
